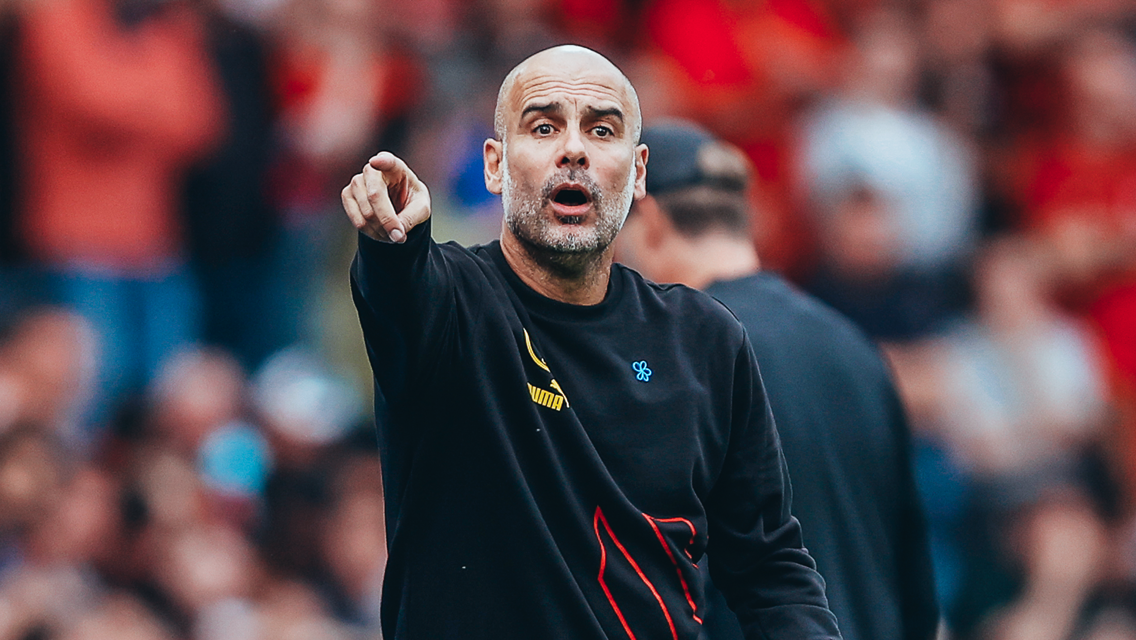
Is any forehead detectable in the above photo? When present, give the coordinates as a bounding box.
[506,61,634,120]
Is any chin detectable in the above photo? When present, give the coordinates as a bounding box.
[550,226,612,252]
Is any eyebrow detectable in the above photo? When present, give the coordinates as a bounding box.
[519,102,625,124]
[584,106,625,123]
[521,102,563,119]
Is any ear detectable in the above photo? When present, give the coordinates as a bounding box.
[484,138,504,195]
[632,143,649,201]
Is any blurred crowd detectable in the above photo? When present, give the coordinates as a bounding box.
[0,0,1135,638]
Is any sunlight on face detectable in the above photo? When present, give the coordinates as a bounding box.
[501,147,638,254]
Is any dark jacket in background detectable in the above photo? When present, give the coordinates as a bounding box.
[701,273,939,640]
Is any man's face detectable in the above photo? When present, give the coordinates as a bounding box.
[485,50,648,258]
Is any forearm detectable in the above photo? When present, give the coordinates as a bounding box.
[351,219,449,401]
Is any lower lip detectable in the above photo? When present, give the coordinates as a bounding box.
[551,202,591,220]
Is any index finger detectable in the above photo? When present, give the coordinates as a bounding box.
[369,152,425,211]
[362,163,405,242]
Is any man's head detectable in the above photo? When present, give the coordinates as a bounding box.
[615,120,759,288]
[484,45,648,272]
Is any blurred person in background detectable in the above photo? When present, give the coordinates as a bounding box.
[806,183,965,340]
[316,453,384,630]
[182,0,289,372]
[1002,27,1136,497]
[267,0,422,358]
[146,347,272,527]
[635,0,844,276]
[149,519,261,635]
[798,5,977,341]
[11,0,225,428]
[56,592,176,640]
[249,347,366,590]
[928,235,1119,638]
[935,237,1108,478]
[971,475,1136,640]
[615,120,938,640]
[0,428,99,639]
[0,308,97,448]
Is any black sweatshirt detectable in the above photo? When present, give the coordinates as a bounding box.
[350,221,841,640]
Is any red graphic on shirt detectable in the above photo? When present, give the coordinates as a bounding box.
[593,506,702,640]
[643,514,703,625]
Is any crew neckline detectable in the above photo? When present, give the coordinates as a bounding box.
[480,241,625,322]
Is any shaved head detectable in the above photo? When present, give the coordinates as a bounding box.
[493,45,642,144]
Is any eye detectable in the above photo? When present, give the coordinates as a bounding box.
[535,123,554,136]
[594,125,613,138]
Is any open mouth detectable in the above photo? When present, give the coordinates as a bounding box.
[553,187,589,207]
[550,185,592,224]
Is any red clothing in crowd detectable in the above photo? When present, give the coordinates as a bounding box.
[643,0,843,276]
[15,0,223,271]
[267,41,422,216]
[1020,137,1136,482]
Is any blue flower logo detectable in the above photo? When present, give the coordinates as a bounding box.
[632,360,652,382]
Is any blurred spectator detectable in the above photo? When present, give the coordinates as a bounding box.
[57,593,176,640]
[12,0,225,425]
[251,347,363,581]
[0,427,67,543]
[147,348,272,527]
[799,6,977,339]
[975,482,1111,640]
[0,308,96,447]
[936,237,1107,477]
[149,349,247,457]
[806,184,968,340]
[266,0,422,352]
[318,454,384,629]
[999,29,1136,495]
[637,0,843,273]
[1018,29,1136,289]
[0,429,94,639]
[182,0,289,371]
[150,521,260,627]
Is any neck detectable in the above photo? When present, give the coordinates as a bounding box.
[670,233,760,290]
[500,232,614,305]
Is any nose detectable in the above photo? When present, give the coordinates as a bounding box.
[558,128,588,169]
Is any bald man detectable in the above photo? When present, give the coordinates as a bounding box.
[342,46,841,640]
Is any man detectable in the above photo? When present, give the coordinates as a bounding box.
[341,46,841,639]
[615,121,939,640]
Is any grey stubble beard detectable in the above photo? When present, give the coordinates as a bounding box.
[501,147,637,277]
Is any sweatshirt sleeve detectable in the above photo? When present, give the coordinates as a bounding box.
[705,333,843,640]
[350,219,472,406]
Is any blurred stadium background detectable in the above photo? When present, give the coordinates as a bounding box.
[1,0,1135,638]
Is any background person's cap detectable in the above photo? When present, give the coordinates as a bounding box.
[641,120,750,195]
